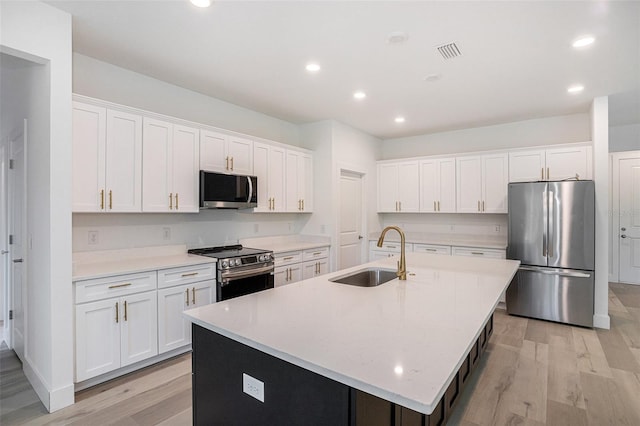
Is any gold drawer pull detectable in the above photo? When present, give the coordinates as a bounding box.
[312,252,322,256]
[181,272,198,277]
[176,193,179,210]
[109,283,132,289]
[471,252,484,255]
[283,256,293,261]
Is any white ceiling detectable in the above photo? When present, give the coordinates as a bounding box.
[49,1,640,139]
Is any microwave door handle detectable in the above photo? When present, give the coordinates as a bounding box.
[247,176,253,204]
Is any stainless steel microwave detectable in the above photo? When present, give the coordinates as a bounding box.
[199,171,258,209]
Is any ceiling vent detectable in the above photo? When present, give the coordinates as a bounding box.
[436,42,462,60]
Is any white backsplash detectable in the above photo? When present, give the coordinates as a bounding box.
[380,213,508,237]
[73,210,314,252]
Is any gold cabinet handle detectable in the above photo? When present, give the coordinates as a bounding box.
[181,272,198,277]
[478,200,481,212]
[541,167,544,180]
[471,252,484,255]
[284,256,293,261]
[108,282,132,289]
[547,167,550,180]
[100,189,105,210]
[302,199,304,210]
[271,198,275,210]
[123,300,127,321]
[313,252,322,256]
[169,193,173,210]
[185,288,189,306]
[482,201,485,212]
[115,302,119,323]
[226,156,229,170]
[437,201,440,211]
[175,193,179,210]
[399,201,401,211]
[230,157,234,171]
[433,201,436,212]
[109,190,113,210]
[192,287,196,305]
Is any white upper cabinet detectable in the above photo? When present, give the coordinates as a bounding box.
[419,158,456,213]
[72,101,142,212]
[456,153,508,213]
[509,144,592,182]
[200,130,252,175]
[142,118,199,213]
[377,161,419,213]
[253,141,286,212]
[285,150,313,212]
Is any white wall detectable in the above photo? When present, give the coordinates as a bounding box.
[610,123,640,152]
[381,113,591,159]
[592,97,610,330]
[73,53,301,147]
[0,1,74,411]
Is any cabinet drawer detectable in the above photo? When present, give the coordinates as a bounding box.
[452,246,506,259]
[369,241,412,252]
[75,271,157,304]
[157,263,216,289]
[413,244,451,255]
[303,247,329,261]
[274,251,303,267]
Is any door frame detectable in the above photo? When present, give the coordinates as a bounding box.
[610,150,640,283]
[0,137,8,346]
[335,163,368,271]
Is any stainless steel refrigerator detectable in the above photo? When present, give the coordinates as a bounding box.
[506,181,595,327]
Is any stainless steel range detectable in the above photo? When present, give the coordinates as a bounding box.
[188,245,274,301]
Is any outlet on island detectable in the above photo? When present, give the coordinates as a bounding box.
[88,230,99,245]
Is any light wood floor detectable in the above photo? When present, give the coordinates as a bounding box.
[2,283,640,425]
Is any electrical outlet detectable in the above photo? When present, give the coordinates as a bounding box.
[162,227,171,240]
[495,225,501,233]
[88,230,99,245]
[254,223,259,233]
[242,373,264,402]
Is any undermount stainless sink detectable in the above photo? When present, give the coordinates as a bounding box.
[329,268,398,287]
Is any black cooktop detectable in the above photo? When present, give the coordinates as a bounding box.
[188,245,271,259]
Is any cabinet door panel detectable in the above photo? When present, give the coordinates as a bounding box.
[121,291,158,367]
[105,109,142,212]
[438,158,456,213]
[200,130,227,173]
[172,125,200,212]
[72,102,106,212]
[378,164,399,212]
[285,151,300,212]
[420,160,438,212]
[482,153,508,213]
[397,162,419,212]
[227,136,253,175]
[75,299,120,381]
[157,285,190,354]
[546,146,591,180]
[300,153,313,212]
[274,266,288,287]
[252,142,270,212]
[270,147,287,211]
[142,118,172,212]
[456,156,482,213]
[509,150,545,182]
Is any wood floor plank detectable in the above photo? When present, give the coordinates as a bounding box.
[154,408,192,426]
[503,340,548,422]
[547,336,585,409]
[490,310,528,349]
[130,387,191,425]
[546,400,588,426]
[609,369,640,426]
[581,372,635,426]
[572,327,613,378]
[608,288,630,314]
[596,325,640,373]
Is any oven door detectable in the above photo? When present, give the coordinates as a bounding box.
[217,264,275,301]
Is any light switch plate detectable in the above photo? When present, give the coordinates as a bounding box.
[242,373,264,402]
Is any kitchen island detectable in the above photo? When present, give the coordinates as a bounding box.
[184,252,519,425]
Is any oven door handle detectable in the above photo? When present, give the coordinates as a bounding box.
[220,264,274,284]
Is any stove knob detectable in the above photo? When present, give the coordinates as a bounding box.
[221,260,228,268]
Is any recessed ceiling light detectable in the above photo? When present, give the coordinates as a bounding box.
[190,0,211,7]
[567,85,584,94]
[353,91,366,100]
[305,63,321,72]
[394,117,405,123]
[387,31,408,44]
[572,36,595,48]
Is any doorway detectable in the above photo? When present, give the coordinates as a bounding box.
[611,150,640,284]
[338,170,365,270]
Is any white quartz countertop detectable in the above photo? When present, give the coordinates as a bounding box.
[184,252,519,415]
[265,241,330,254]
[240,235,330,254]
[369,232,507,250]
[73,252,215,281]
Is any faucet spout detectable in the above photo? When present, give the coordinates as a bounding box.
[377,226,407,280]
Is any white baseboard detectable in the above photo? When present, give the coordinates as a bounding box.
[23,355,51,411]
[593,313,610,330]
[49,383,75,412]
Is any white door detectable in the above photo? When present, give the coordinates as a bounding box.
[227,136,253,175]
[72,102,106,212]
[171,124,199,212]
[142,118,172,212]
[546,146,591,181]
[339,171,363,270]
[420,159,438,212]
[438,158,456,213]
[9,128,25,362]
[509,150,545,182]
[377,163,398,212]
[456,156,482,213]
[397,161,419,212]
[252,142,270,212]
[157,285,190,354]
[482,153,508,213]
[270,147,286,211]
[619,157,640,284]
[200,130,228,173]
[120,291,158,367]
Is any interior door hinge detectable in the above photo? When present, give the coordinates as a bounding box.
[9,310,13,320]
[9,159,14,169]
[9,235,13,245]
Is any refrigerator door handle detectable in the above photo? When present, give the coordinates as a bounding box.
[519,266,591,278]
[548,190,554,259]
[542,187,548,258]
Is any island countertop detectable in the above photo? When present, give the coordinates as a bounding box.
[184,252,519,415]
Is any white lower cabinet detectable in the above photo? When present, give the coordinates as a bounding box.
[369,241,413,261]
[75,289,157,382]
[451,246,506,259]
[274,246,329,286]
[413,243,452,255]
